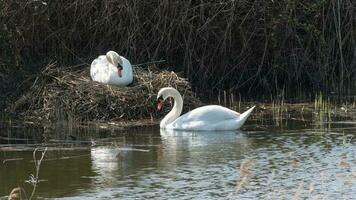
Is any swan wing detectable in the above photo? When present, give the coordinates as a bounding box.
[170,105,239,128]
[168,105,255,131]
[90,54,133,86]
[90,56,111,84]
[181,105,239,121]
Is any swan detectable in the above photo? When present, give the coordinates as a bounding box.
[156,87,255,131]
[90,51,133,86]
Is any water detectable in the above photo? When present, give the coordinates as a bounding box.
[0,112,356,199]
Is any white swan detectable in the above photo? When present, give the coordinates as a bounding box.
[90,51,133,86]
[156,87,255,131]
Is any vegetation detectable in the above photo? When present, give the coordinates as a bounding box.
[1,0,355,109]
[6,63,201,122]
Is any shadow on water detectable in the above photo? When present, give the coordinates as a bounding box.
[0,108,356,199]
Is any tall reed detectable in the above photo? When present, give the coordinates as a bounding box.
[0,0,355,102]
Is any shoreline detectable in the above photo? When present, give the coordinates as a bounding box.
[2,101,356,130]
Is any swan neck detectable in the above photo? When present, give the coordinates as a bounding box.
[160,91,183,128]
[106,52,119,66]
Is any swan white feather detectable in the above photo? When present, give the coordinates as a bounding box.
[90,51,133,86]
[157,87,255,131]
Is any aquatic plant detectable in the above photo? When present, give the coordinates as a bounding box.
[26,147,47,200]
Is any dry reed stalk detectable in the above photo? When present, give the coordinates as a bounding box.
[8,62,202,123]
[235,158,255,193]
[2,158,24,164]
[8,187,27,200]
[26,147,47,200]
[1,0,356,103]
[292,182,304,200]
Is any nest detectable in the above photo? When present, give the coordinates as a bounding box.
[9,63,202,123]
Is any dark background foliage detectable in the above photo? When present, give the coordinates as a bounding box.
[1,0,355,107]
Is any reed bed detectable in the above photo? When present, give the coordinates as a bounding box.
[8,62,202,123]
[1,0,355,104]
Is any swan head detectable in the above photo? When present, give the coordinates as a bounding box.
[156,87,178,110]
[106,51,124,77]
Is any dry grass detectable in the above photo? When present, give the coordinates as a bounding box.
[7,187,27,200]
[7,62,202,123]
[1,0,355,102]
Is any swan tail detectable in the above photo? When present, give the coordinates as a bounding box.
[238,105,255,124]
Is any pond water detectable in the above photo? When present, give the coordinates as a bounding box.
[0,110,356,199]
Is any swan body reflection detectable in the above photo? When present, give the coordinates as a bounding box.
[159,129,249,167]
[90,147,124,184]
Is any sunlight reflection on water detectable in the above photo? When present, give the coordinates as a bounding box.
[1,115,356,199]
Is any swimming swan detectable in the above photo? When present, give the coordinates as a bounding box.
[156,87,255,131]
[90,51,133,86]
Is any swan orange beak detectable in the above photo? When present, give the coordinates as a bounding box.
[157,99,163,110]
[117,65,123,78]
